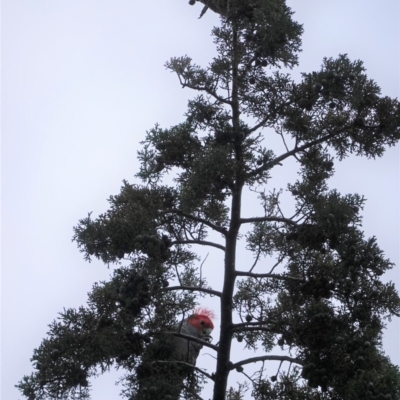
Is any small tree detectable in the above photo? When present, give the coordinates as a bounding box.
[18,1,400,399]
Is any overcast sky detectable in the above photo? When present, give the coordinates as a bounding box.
[2,1,399,399]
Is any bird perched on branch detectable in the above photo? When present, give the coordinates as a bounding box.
[188,0,228,18]
[189,0,259,21]
[135,308,215,400]
[172,307,215,364]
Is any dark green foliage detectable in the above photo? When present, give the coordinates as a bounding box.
[73,183,177,263]
[16,257,204,400]
[133,332,205,400]
[251,359,400,400]
[17,1,400,400]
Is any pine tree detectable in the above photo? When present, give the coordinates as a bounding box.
[17,1,400,399]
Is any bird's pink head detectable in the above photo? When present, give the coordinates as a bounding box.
[188,307,215,338]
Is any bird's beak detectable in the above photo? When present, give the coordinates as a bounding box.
[203,335,213,343]
[202,327,213,342]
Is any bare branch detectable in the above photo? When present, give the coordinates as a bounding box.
[268,255,285,275]
[163,208,228,235]
[248,127,349,179]
[174,264,183,287]
[233,327,276,334]
[230,355,303,370]
[276,199,286,219]
[183,83,232,105]
[162,286,222,297]
[275,359,284,376]
[247,115,271,134]
[167,332,219,352]
[177,73,232,105]
[246,97,296,134]
[278,125,291,153]
[289,200,307,220]
[270,128,348,167]
[172,240,226,252]
[154,360,214,381]
[249,246,262,273]
[199,253,209,283]
[235,271,303,282]
[232,321,278,330]
[239,216,298,226]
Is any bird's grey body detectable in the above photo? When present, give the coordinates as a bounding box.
[171,319,212,365]
[134,311,214,400]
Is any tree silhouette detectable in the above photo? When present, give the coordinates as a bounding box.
[17,1,400,399]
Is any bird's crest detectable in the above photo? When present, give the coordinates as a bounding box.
[193,307,216,320]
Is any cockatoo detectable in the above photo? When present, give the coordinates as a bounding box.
[188,0,228,18]
[171,308,215,365]
[135,308,215,400]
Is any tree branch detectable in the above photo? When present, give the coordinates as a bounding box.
[248,127,349,178]
[181,82,232,105]
[172,240,226,252]
[162,286,222,297]
[230,355,303,370]
[278,124,291,153]
[270,128,348,167]
[163,208,228,235]
[232,321,278,330]
[235,271,304,282]
[233,327,276,334]
[249,245,262,273]
[247,115,271,134]
[174,68,231,105]
[239,216,298,226]
[167,332,219,352]
[154,360,215,381]
[246,98,292,135]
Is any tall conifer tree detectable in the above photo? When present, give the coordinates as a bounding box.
[18,1,400,399]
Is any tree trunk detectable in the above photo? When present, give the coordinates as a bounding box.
[213,187,242,400]
[213,23,242,400]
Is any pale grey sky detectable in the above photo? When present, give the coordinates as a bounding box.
[2,1,399,399]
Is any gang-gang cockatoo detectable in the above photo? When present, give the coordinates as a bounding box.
[188,0,229,18]
[188,0,258,19]
[171,307,215,364]
[134,308,215,400]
